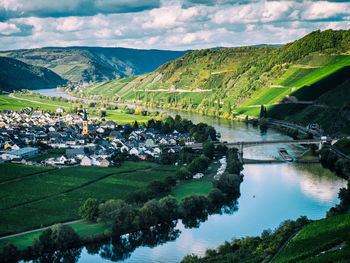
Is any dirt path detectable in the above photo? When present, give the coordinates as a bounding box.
[9,93,69,108]
[0,219,83,240]
[269,230,301,263]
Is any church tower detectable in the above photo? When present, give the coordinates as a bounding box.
[82,109,89,135]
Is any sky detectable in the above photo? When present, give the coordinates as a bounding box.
[0,0,349,51]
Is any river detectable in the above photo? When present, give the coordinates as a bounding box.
[33,89,347,263]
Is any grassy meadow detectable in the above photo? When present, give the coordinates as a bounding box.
[0,162,178,237]
[273,214,350,263]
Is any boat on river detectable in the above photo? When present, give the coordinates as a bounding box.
[279,148,293,162]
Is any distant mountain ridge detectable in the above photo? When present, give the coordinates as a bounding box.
[0,57,67,93]
[0,47,188,84]
[74,29,350,134]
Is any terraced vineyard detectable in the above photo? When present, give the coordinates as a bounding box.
[0,162,179,237]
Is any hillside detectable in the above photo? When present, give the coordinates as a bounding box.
[0,47,187,83]
[74,29,350,134]
[180,214,350,263]
[0,57,67,93]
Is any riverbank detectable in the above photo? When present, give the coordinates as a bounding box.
[3,88,346,263]
[180,214,350,263]
[0,148,244,262]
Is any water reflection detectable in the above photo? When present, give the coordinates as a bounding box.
[294,164,346,203]
[31,89,346,263]
[31,248,82,263]
[98,222,180,262]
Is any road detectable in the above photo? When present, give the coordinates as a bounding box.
[0,219,83,240]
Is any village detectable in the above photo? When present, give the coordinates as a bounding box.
[0,107,195,167]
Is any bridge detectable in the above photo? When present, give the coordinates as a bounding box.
[188,138,327,163]
[190,139,323,150]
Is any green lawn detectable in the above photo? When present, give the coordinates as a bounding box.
[88,109,151,124]
[0,163,55,182]
[0,94,70,111]
[171,161,219,201]
[241,87,290,106]
[277,55,350,89]
[273,214,350,263]
[0,221,111,252]
[0,162,178,237]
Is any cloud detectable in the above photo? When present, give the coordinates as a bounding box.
[0,0,349,51]
[301,1,350,20]
[142,5,203,29]
[56,17,84,32]
[0,0,160,21]
[0,21,19,35]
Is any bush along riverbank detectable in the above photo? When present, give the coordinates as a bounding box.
[180,216,311,263]
[0,145,243,263]
[177,149,350,263]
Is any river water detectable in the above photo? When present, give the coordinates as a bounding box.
[33,89,347,263]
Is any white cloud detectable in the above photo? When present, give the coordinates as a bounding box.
[0,22,20,35]
[301,1,350,20]
[142,5,201,29]
[56,17,84,32]
[0,0,350,51]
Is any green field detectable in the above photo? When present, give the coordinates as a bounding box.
[273,214,350,263]
[88,108,151,124]
[171,162,219,201]
[0,162,178,237]
[0,163,55,182]
[0,221,111,252]
[276,55,350,89]
[0,159,223,252]
[241,87,290,106]
[0,94,70,111]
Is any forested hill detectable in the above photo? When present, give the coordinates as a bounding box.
[0,47,187,83]
[75,29,350,134]
[0,57,67,93]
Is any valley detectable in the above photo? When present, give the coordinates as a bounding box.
[1,29,350,263]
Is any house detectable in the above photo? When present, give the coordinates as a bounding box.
[66,148,85,159]
[99,158,110,167]
[97,127,105,134]
[1,147,38,160]
[32,111,42,118]
[81,156,92,166]
[129,147,141,156]
[145,138,155,147]
[56,108,65,114]
[159,138,168,145]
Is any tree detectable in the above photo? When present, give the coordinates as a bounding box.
[133,120,139,129]
[259,105,267,118]
[38,228,55,252]
[188,155,210,174]
[51,224,80,250]
[79,198,99,222]
[213,173,242,197]
[2,243,18,263]
[98,199,130,222]
[139,199,164,227]
[176,167,192,180]
[180,194,209,218]
[159,195,179,221]
[203,141,215,159]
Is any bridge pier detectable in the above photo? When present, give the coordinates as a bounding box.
[238,143,244,163]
